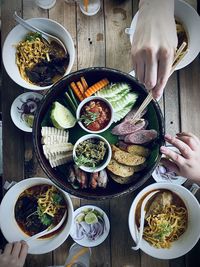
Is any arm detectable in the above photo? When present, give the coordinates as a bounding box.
[132,0,177,99]
[160,132,200,184]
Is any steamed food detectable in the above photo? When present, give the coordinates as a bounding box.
[136,190,188,249]
[16,32,69,86]
[15,184,67,236]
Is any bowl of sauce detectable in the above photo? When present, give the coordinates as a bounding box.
[76,96,113,133]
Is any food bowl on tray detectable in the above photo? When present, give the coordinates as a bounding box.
[73,134,112,173]
[33,67,164,200]
[0,177,74,254]
[126,0,200,70]
[2,18,75,90]
[128,183,200,259]
[76,96,114,134]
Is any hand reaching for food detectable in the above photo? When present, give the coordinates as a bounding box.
[0,241,28,267]
[160,133,200,184]
[131,0,177,99]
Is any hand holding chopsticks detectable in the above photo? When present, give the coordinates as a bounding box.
[131,42,188,123]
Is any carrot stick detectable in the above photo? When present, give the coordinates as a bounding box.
[70,82,84,101]
[81,76,88,91]
[85,78,109,97]
[76,81,85,95]
[84,0,89,12]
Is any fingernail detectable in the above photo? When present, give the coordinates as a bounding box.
[165,134,171,140]
[160,146,166,152]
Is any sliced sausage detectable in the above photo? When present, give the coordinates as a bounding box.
[124,129,158,144]
[112,119,146,135]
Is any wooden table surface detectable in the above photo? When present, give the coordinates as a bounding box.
[1,0,200,266]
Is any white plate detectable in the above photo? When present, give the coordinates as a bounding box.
[127,0,200,70]
[70,205,110,247]
[0,177,74,254]
[152,146,187,185]
[10,92,43,132]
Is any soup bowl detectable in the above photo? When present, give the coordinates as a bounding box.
[2,18,75,90]
[0,177,74,254]
[128,183,200,259]
[33,67,164,200]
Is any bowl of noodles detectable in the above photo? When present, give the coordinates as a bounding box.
[2,18,75,90]
[127,0,200,70]
[128,183,200,259]
[0,177,74,254]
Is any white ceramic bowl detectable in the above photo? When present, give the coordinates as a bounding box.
[70,205,110,247]
[127,0,200,70]
[10,92,43,132]
[128,183,200,259]
[2,18,75,90]
[73,134,112,173]
[76,96,114,134]
[78,0,101,16]
[0,177,74,254]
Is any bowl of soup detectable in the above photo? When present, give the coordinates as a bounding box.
[127,0,200,70]
[2,18,75,90]
[128,183,200,259]
[0,177,74,254]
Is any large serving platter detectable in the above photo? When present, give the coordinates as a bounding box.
[33,67,164,200]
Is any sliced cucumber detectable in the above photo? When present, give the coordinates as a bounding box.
[106,88,130,102]
[50,101,76,129]
[96,83,131,98]
[113,104,135,122]
[110,92,138,112]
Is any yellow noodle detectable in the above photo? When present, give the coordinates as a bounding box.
[143,204,187,249]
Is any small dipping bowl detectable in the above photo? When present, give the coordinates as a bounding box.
[73,134,112,173]
[76,96,113,134]
[79,0,101,16]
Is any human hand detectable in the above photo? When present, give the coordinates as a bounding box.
[131,0,177,99]
[160,133,200,184]
[0,241,28,267]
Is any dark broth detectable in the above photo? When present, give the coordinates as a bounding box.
[15,184,67,237]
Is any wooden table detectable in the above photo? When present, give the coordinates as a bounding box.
[1,0,200,266]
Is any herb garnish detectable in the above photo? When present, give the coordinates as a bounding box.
[25,32,42,42]
[75,155,96,168]
[52,193,63,204]
[37,206,53,226]
[79,111,99,126]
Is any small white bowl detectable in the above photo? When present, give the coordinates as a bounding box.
[0,177,74,254]
[3,18,75,90]
[73,134,112,173]
[128,183,200,259]
[76,96,113,134]
[10,92,43,132]
[79,0,101,16]
[127,0,200,70]
[70,205,110,247]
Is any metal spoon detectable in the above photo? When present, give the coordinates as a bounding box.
[13,12,67,53]
[132,190,160,250]
[25,211,67,243]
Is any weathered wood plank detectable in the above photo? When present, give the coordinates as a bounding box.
[76,0,105,69]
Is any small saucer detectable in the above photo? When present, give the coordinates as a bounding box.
[70,205,110,247]
[152,146,187,185]
[10,92,43,132]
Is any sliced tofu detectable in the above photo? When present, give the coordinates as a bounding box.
[113,150,146,166]
[49,152,73,168]
[107,159,134,177]
[43,143,73,158]
[41,134,69,145]
[41,127,68,137]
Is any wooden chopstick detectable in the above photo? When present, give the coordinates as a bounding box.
[131,42,188,123]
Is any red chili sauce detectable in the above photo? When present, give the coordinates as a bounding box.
[80,100,111,131]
